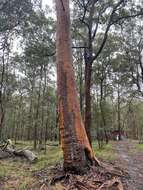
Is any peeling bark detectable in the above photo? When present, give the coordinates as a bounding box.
[55,0,99,173]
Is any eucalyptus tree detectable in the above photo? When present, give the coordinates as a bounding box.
[56,0,99,173]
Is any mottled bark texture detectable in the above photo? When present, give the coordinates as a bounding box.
[55,0,99,173]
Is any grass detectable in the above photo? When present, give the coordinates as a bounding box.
[14,140,63,170]
[125,140,143,155]
[135,143,143,151]
[0,140,115,189]
[0,141,62,190]
[93,141,116,161]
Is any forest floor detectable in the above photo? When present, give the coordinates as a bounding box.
[0,141,114,190]
[0,140,143,190]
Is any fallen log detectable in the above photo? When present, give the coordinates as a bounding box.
[0,143,37,162]
[0,149,12,159]
[14,149,38,162]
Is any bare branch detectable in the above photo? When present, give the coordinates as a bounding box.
[113,10,143,24]
[92,4,109,41]
[92,0,128,61]
[72,46,87,49]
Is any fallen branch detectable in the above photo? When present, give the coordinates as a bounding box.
[75,181,89,190]
[101,162,125,177]
[46,143,59,147]
[50,174,69,185]
[97,177,124,190]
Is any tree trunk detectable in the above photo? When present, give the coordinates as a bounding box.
[77,51,84,116]
[0,50,5,138]
[33,80,41,149]
[27,84,34,140]
[117,81,121,140]
[56,0,99,173]
[84,59,92,145]
[83,1,96,145]
[100,78,108,144]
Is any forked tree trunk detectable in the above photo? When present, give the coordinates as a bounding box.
[56,0,99,173]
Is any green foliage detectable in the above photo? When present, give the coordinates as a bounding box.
[0,0,33,32]
[136,143,143,150]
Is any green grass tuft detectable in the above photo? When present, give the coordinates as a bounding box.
[93,141,116,161]
[136,143,143,150]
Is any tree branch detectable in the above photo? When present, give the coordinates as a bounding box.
[92,0,142,61]
[113,11,143,24]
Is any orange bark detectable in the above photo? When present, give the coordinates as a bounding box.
[56,0,99,172]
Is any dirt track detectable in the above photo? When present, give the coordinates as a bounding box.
[114,140,143,190]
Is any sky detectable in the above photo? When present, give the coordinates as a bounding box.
[42,0,56,18]
[42,0,53,9]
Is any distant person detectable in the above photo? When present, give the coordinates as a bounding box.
[116,134,119,141]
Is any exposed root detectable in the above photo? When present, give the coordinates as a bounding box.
[32,163,126,190]
[100,162,126,177]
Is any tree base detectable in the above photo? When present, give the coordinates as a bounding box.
[63,143,100,174]
[64,163,89,174]
[47,162,124,190]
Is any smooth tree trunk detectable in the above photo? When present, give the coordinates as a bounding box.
[27,83,34,140]
[83,1,96,145]
[84,58,92,145]
[100,77,108,144]
[33,65,43,149]
[56,0,99,173]
[0,50,5,138]
[117,81,121,140]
